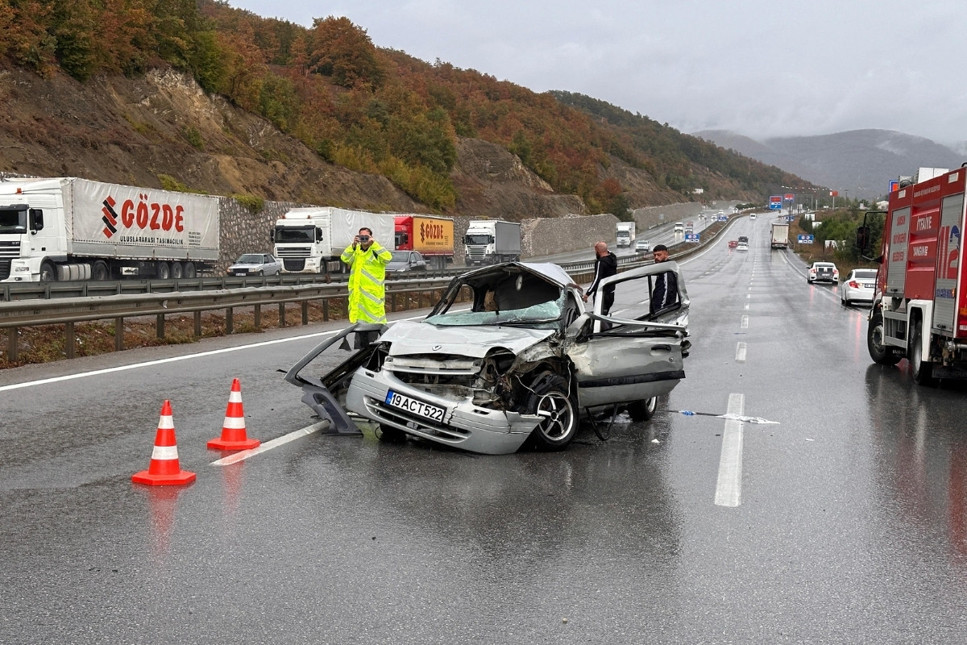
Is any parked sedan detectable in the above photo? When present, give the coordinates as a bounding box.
[386,250,428,273]
[227,253,282,276]
[807,261,839,284]
[840,268,877,305]
[285,261,691,455]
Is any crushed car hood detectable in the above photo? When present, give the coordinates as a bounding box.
[380,320,556,357]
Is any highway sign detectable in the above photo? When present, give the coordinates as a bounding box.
[798,234,814,244]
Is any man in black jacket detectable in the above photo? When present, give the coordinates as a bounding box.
[583,241,618,315]
[650,244,679,316]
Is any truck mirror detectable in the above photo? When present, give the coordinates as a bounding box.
[29,208,44,232]
[270,229,275,242]
[316,228,323,242]
[855,225,869,252]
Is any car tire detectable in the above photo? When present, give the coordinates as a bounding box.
[910,320,935,386]
[627,396,658,422]
[376,424,407,444]
[524,373,578,451]
[867,310,901,366]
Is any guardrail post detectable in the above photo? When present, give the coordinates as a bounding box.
[226,307,233,334]
[156,313,165,339]
[322,297,329,321]
[254,304,261,329]
[301,301,308,325]
[194,311,202,337]
[278,303,286,327]
[6,327,18,362]
[114,317,124,351]
[65,321,75,358]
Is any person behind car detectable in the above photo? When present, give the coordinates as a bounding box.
[583,241,618,315]
[650,244,679,316]
[341,227,392,326]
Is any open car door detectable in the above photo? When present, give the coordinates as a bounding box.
[566,261,690,410]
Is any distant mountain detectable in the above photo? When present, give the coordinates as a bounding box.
[692,129,964,200]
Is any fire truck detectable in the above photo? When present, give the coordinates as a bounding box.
[857,166,967,385]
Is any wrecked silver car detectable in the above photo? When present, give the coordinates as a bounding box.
[285,261,690,455]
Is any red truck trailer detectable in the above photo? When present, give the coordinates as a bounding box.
[859,166,967,384]
[394,215,454,270]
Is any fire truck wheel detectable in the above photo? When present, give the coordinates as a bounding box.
[867,311,900,366]
[910,320,935,386]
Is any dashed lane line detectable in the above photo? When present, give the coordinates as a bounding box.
[714,393,745,507]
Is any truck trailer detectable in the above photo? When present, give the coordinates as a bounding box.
[0,176,219,282]
[771,221,789,249]
[272,207,395,275]
[463,219,522,266]
[858,166,967,384]
[394,215,455,270]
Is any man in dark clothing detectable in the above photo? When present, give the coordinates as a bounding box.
[650,244,679,316]
[583,241,618,314]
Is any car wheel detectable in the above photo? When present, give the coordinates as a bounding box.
[867,310,901,366]
[525,373,578,451]
[376,424,407,444]
[627,396,658,422]
[910,320,935,386]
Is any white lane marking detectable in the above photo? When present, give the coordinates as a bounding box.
[0,314,429,392]
[210,421,329,466]
[715,393,745,507]
[741,315,749,329]
[735,342,747,362]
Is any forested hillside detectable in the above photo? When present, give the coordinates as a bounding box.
[0,0,814,215]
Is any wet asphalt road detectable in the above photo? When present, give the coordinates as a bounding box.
[3,216,967,643]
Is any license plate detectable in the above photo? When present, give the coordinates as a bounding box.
[385,390,445,421]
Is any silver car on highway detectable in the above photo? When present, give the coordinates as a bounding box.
[286,261,690,455]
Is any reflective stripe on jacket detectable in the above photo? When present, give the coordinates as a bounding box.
[341,242,392,323]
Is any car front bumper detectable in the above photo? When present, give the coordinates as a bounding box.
[345,367,540,455]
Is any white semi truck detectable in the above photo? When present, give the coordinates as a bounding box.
[616,222,636,247]
[272,207,396,275]
[463,219,522,266]
[0,176,219,282]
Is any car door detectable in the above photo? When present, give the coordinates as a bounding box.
[566,262,689,409]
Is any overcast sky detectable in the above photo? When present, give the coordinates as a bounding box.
[228,0,967,147]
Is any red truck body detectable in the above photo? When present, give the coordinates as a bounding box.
[867,166,967,383]
[394,215,454,270]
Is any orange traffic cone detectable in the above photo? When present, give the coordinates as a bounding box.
[132,400,196,486]
[207,378,260,451]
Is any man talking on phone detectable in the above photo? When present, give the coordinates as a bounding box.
[341,227,393,328]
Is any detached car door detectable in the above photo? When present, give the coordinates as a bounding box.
[567,262,690,409]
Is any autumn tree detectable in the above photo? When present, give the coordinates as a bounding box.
[308,16,385,90]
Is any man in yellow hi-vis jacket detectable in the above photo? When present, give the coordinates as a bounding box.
[341,227,393,325]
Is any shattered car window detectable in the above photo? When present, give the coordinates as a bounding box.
[425,296,564,326]
[425,268,568,327]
